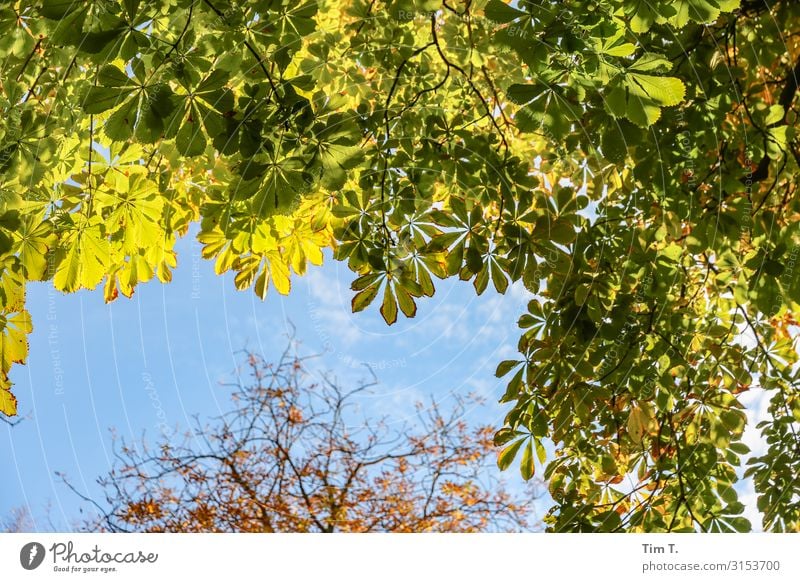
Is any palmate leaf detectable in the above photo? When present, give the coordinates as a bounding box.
[176,70,235,156]
[176,115,207,157]
[250,1,318,44]
[249,157,310,218]
[605,64,686,127]
[12,214,55,280]
[483,0,528,23]
[197,227,237,276]
[39,0,82,19]
[84,65,181,143]
[246,1,319,71]
[622,0,675,33]
[272,206,329,277]
[242,252,292,299]
[82,65,138,115]
[110,254,155,299]
[508,83,583,138]
[316,139,364,189]
[53,216,110,293]
[95,174,164,254]
[670,0,741,27]
[232,254,261,291]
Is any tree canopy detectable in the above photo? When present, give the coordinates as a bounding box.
[0,0,799,531]
[65,348,536,533]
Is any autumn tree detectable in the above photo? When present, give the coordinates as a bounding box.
[0,504,59,532]
[67,347,537,533]
[1,0,799,531]
[1,506,33,533]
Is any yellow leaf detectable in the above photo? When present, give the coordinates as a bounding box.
[268,254,291,295]
[0,310,32,373]
[627,402,655,445]
[0,385,17,416]
[254,264,270,299]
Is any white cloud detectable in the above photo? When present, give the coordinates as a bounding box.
[303,268,368,347]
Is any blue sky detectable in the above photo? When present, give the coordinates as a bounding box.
[1,229,540,531]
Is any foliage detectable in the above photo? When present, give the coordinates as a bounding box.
[0,0,799,530]
[69,348,536,532]
[1,506,34,532]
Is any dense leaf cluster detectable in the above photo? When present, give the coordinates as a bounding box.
[1,0,799,531]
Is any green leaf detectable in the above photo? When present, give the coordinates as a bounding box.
[535,438,547,464]
[495,359,521,377]
[176,120,207,157]
[548,219,576,245]
[490,260,508,293]
[765,104,785,126]
[395,284,417,317]
[104,97,140,140]
[14,215,55,281]
[520,438,535,480]
[670,0,740,27]
[40,0,83,18]
[493,427,523,446]
[606,72,686,127]
[484,0,528,23]
[254,265,270,299]
[497,437,525,471]
[53,218,109,293]
[352,283,380,312]
[380,286,398,325]
[0,231,12,255]
[83,86,136,114]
